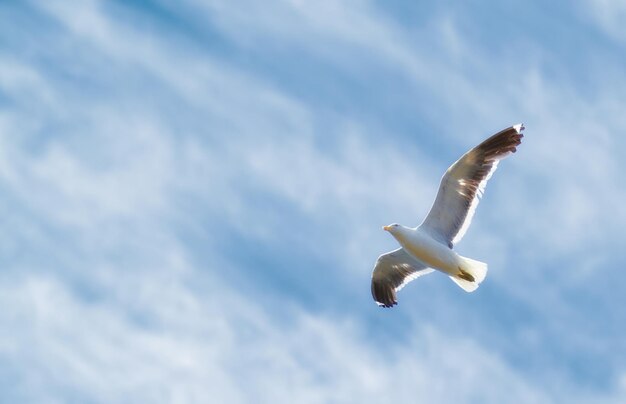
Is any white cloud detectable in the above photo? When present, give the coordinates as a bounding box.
[584,0,626,43]
[0,270,556,404]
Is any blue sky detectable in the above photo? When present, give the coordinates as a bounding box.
[1,0,625,402]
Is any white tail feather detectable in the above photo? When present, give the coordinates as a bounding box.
[449,256,488,293]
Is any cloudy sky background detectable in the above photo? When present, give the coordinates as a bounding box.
[1,0,625,402]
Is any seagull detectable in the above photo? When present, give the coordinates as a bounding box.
[371,124,524,307]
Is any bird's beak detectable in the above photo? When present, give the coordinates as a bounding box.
[383,225,391,231]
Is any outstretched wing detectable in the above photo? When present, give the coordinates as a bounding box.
[420,124,524,246]
[371,248,434,307]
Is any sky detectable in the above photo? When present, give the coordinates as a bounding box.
[1,0,625,402]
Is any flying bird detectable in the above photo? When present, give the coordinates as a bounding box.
[371,124,524,307]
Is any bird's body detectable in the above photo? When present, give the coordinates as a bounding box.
[371,124,524,307]
[391,226,460,276]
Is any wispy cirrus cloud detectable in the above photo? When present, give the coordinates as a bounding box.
[0,0,625,403]
[0,272,557,403]
[583,0,626,44]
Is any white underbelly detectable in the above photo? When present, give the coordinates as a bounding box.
[401,233,459,274]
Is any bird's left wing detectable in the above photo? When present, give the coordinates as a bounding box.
[371,248,434,307]
[420,124,524,247]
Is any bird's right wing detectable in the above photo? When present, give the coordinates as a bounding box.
[371,248,434,307]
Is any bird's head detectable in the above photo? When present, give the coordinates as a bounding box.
[382,223,401,233]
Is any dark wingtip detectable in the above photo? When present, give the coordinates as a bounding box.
[374,297,397,308]
[478,124,524,159]
[513,124,524,143]
[372,281,399,308]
